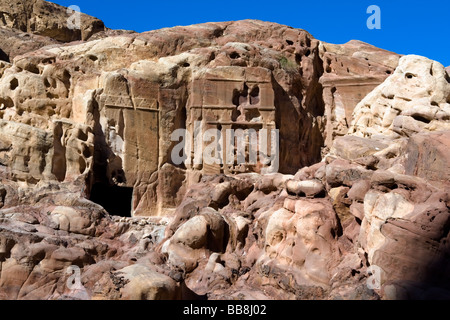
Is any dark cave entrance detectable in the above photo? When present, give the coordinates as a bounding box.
[89,183,133,217]
[0,49,9,63]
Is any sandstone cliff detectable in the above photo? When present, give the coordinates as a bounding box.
[0,13,400,216]
[0,1,449,300]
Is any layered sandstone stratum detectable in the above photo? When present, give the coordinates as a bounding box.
[0,1,449,300]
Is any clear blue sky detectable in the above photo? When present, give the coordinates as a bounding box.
[51,0,449,67]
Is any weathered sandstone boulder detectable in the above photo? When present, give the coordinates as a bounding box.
[115,264,180,300]
[358,170,450,298]
[349,55,450,139]
[0,0,449,301]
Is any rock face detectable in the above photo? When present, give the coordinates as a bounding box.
[327,54,450,298]
[403,131,450,182]
[0,0,105,42]
[349,55,450,139]
[319,40,400,147]
[0,27,59,63]
[0,15,401,216]
[0,0,108,63]
[0,1,449,300]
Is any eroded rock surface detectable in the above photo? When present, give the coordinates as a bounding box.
[0,1,449,300]
[349,55,450,139]
[0,0,105,42]
[319,40,400,147]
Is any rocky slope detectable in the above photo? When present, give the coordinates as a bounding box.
[0,1,449,300]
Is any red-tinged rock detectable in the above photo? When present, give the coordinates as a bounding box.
[0,0,449,301]
[403,130,450,182]
[319,40,400,146]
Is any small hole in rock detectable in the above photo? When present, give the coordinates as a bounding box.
[10,78,18,90]
[78,130,89,141]
[351,269,360,276]
[411,115,431,124]
[79,157,86,174]
[42,57,55,65]
[88,55,98,62]
[326,58,332,73]
[26,65,40,74]
[0,97,13,109]
[250,86,260,105]
[213,28,223,38]
[286,40,294,46]
[63,69,71,81]
[229,52,240,59]
[246,108,261,122]
[444,72,450,84]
